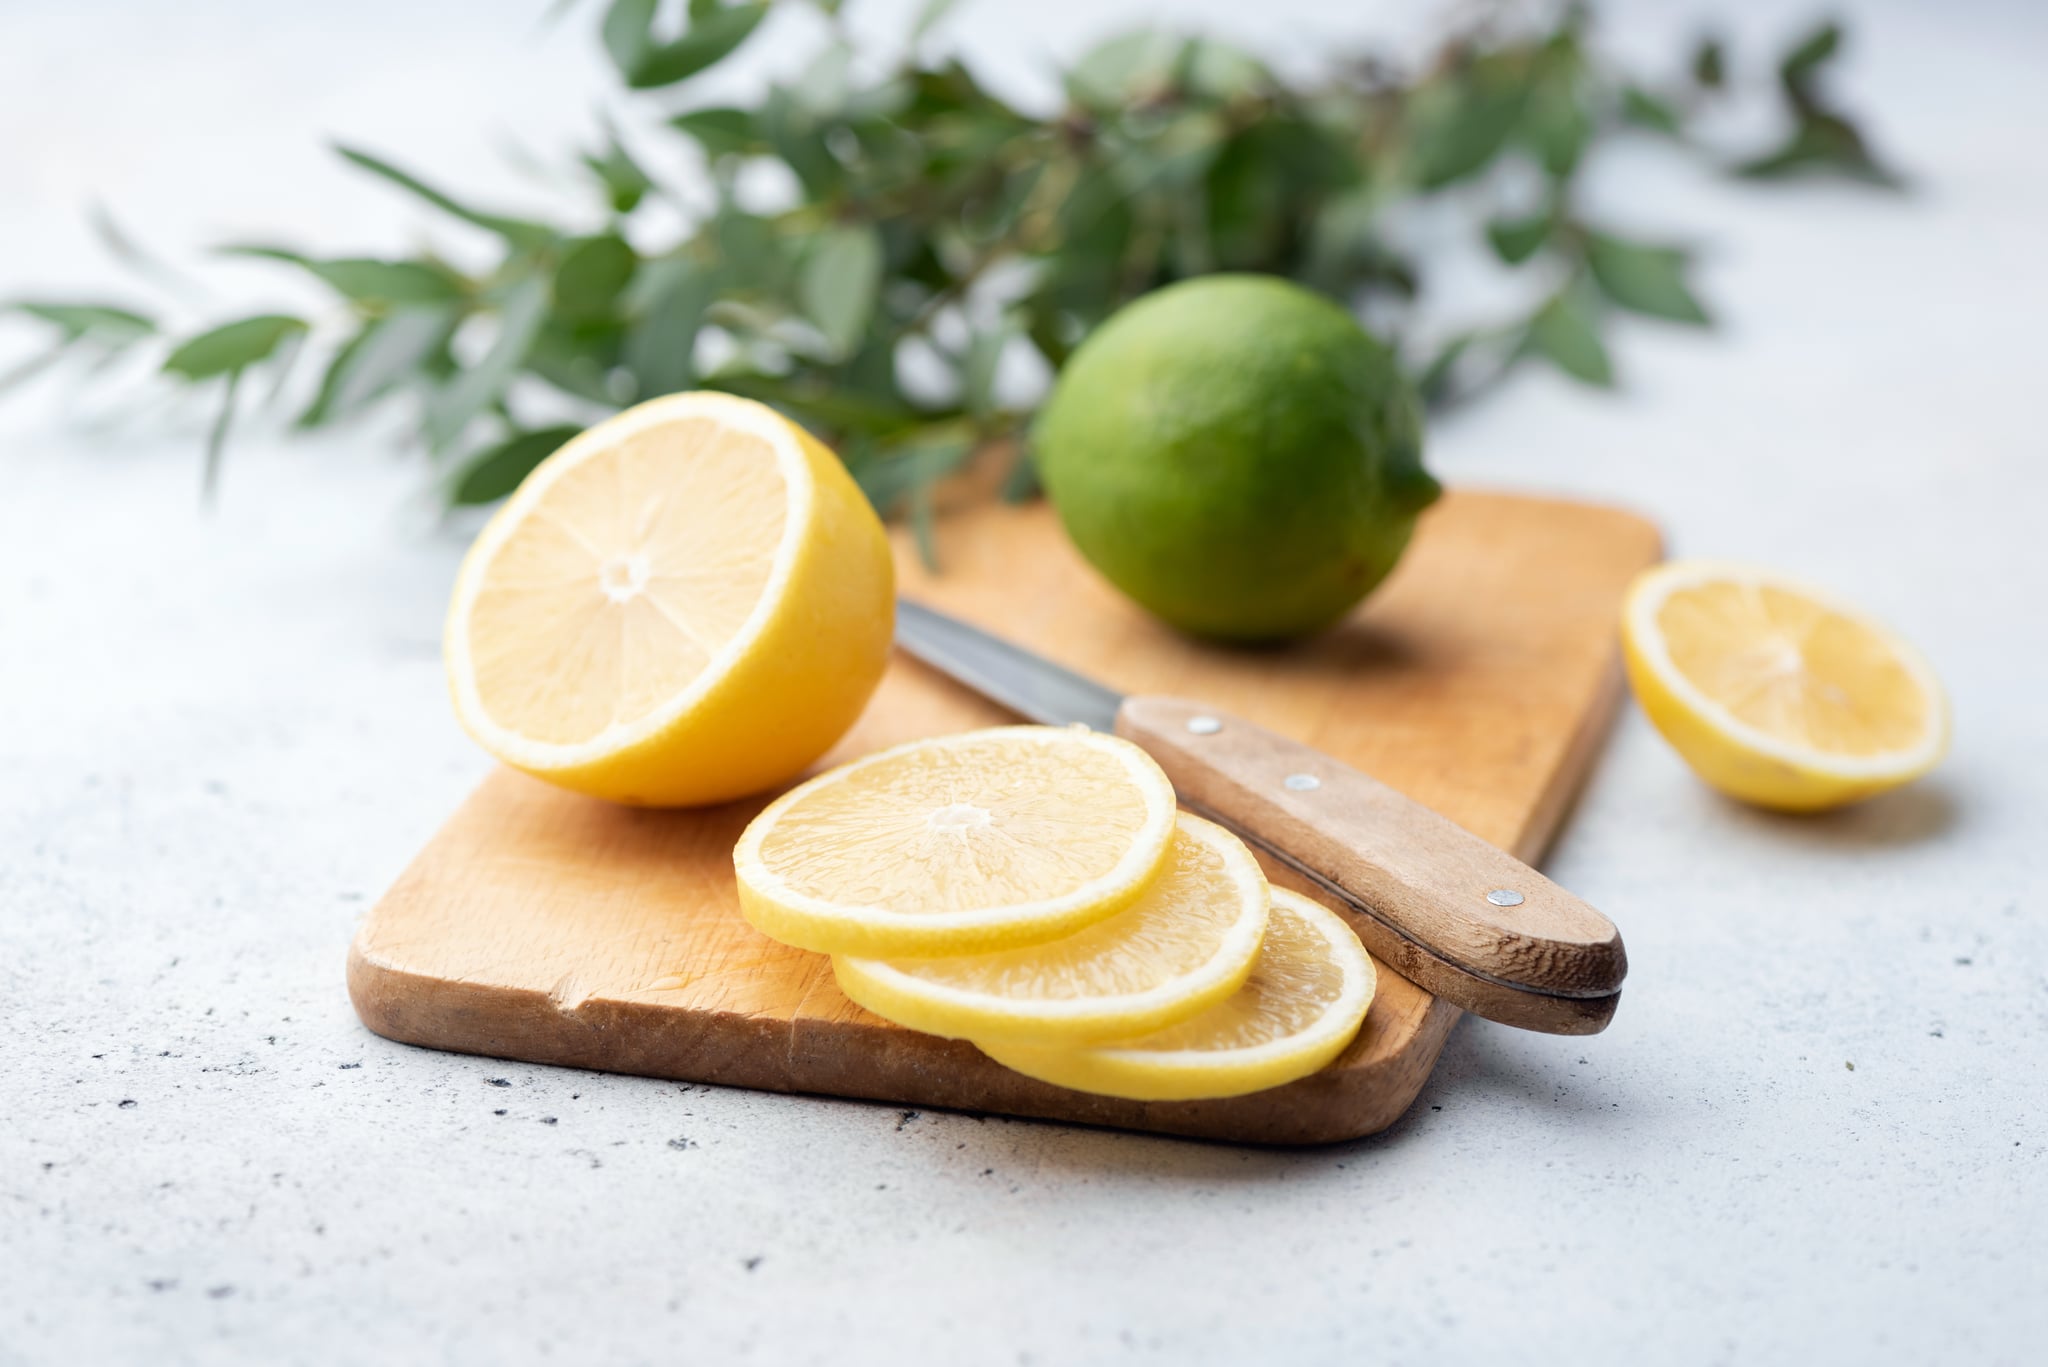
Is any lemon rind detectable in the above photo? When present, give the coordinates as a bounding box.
[445,391,816,773]
[734,726,1179,957]
[976,890,1377,1102]
[830,813,1270,1046]
[1623,558,1949,782]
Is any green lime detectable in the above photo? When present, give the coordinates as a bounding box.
[1032,274,1439,642]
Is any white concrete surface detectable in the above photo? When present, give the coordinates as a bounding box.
[3,2,2044,1364]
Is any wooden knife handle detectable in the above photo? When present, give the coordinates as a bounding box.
[1115,695,1627,1034]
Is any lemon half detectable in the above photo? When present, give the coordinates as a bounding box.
[833,813,1270,1046]
[734,726,1178,958]
[444,392,894,806]
[1622,560,1948,811]
[977,889,1377,1102]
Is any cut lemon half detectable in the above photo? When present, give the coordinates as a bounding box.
[976,889,1376,1102]
[832,813,1269,1047]
[1622,560,1948,812]
[444,392,894,806]
[734,726,1177,957]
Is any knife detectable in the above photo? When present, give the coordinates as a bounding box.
[894,598,1626,1036]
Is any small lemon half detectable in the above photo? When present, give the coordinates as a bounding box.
[1622,560,1948,812]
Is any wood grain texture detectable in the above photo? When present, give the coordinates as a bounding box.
[1116,695,1626,1031]
[349,489,1662,1144]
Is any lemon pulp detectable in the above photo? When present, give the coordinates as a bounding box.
[735,726,1178,957]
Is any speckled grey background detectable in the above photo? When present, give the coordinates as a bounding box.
[3,1,2043,1363]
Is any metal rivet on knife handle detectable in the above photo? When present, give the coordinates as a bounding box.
[1487,888,1526,907]
[1185,715,1223,735]
[1283,773,1321,791]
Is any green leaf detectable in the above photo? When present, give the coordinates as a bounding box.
[624,258,716,399]
[552,234,638,323]
[961,320,1015,418]
[1066,30,1181,111]
[1523,79,1590,177]
[5,300,155,341]
[162,314,308,381]
[298,307,455,427]
[670,107,760,158]
[1486,214,1551,265]
[1734,112,1900,187]
[799,225,883,358]
[220,245,464,304]
[583,127,656,214]
[426,276,549,451]
[1414,334,1474,407]
[335,145,554,248]
[1179,37,1272,103]
[450,425,584,505]
[1585,234,1710,324]
[1692,36,1726,89]
[604,0,769,90]
[1526,294,1613,386]
[713,209,790,293]
[1779,21,1842,99]
[202,368,243,504]
[1621,86,1682,135]
[1407,66,1529,188]
[853,431,975,520]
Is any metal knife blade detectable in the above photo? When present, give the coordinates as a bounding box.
[895,599,1122,734]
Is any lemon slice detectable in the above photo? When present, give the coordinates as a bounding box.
[734,726,1178,957]
[444,392,894,807]
[977,889,1376,1101]
[832,813,1269,1047]
[1622,560,1949,811]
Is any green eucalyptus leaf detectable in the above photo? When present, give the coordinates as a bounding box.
[221,245,464,304]
[1408,67,1528,188]
[163,314,307,381]
[624,258,717,399]
[962,319,1015,418]
[1486,214,1551,265]
[1179,37,1272,103]
[602,0,660,78]
[670,106,760,158]
[1779,20,1842,99]
[583,128,655,214]
[299,307,455,427]
[5,300,155,341]
[607,0,769,90]
[1523,78,1590,177]
[1734,112,1899,187]
[1692,36,1726,89]
[426,275,549,451]
[713,210,789,295]
[335,145,554,248]
[1621,86,1683,135]
[1526,293,1613,386]
[1414,333,1474,406]
[553,234,638,322]
[799,225,883,358]
[1066,30,1180,110]
[1586,234,1710,324]
[450,424,585,505]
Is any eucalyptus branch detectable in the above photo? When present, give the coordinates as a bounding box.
[0,0,1899,516]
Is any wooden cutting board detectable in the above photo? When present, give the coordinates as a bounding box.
[349,490,1661,1144]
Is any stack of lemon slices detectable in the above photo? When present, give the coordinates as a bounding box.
[734,726,1377,1101]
